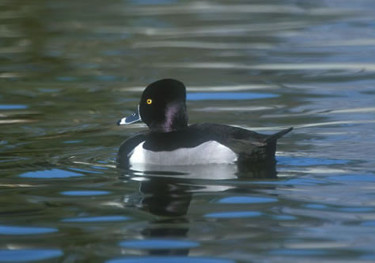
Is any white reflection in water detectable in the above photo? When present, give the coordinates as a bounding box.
[121,3,353,17]
[122,84,275,92]
[193,106,280,112]
[133,41,274,50]
[263,107,375,118]
[187,92,278,101]
[157,62,375,72]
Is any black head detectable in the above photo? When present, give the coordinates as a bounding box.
[140,79,188,132]
[118,79,188,132]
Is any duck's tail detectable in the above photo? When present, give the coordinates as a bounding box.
[265,127,293,143]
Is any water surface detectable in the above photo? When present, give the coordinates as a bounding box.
[1,0,375,262]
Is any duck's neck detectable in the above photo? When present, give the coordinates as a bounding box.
[150,103,188,132]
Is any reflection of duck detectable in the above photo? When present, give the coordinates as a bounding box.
[117,79,292,173]
[139,177,193,217]
[131,176,193,256]
[118,172,278,258]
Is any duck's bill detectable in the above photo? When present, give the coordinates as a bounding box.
[117,106,141,125]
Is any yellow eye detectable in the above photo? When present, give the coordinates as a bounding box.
[146,99,152,105]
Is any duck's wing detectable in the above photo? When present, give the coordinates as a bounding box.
[191,123,292,144]
[228,127,292,160]
[264,127,293,143]
[190,123,292,162]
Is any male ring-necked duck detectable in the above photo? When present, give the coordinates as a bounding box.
[117,79,292,170]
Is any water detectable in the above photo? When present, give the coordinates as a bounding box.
[1,0,375,262]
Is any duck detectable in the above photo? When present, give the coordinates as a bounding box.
[116,79,292,171]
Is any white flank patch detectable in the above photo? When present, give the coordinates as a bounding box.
[129,141,237,166]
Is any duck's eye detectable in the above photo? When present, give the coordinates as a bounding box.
[146,98,152,105]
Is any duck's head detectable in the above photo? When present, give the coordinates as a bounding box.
[118,79,188,132]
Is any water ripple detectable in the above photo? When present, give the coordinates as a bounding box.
[119,239,199,250]
[217,196,277,204]
[0,249,62,262]
[19,168,83,179]
[0,225,57,235]
[0,105,28,110]
[205,211,262,219]
[187,92,277,101]
[62,215,129,223]
[61,190,110,196]
[157,62,375,72]
[107,256,234,263]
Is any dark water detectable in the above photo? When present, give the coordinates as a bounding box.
[1,0,375,262]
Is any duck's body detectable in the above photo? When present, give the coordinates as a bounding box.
[117,79,292,171]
